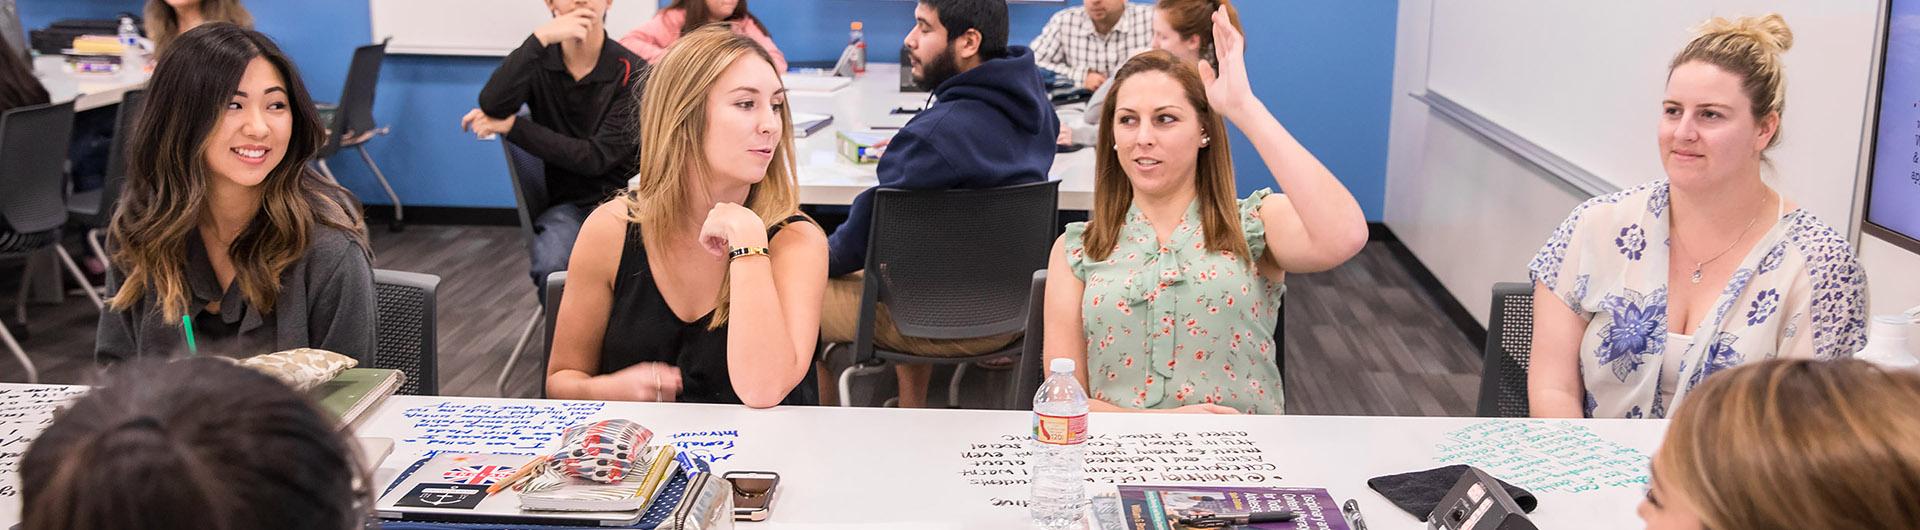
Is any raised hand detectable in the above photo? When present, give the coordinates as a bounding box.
[1196,7,1254,119]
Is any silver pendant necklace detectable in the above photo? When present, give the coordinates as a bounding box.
[1681,192,1770,284]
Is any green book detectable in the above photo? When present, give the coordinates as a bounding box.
[312,368,404,426]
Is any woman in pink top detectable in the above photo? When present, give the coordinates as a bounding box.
[621,0,787,72]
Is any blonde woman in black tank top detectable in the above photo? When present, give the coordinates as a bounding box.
[544,26,827,407]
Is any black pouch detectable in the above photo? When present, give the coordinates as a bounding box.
[1366,464,1537,521]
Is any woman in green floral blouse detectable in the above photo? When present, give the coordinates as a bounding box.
[1043,9,1367,414]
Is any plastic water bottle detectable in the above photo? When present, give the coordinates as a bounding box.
[1030,358,1088,529]
[116,14,142,73]
[848,21,867,75]
[1858,309,1920,372]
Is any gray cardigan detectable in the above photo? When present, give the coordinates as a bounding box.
[95,225,377,365]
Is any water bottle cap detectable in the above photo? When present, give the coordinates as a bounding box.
[1050,358,1074,373]
[851,21,863,31]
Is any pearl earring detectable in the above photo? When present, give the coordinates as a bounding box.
[1202,135,1212,146]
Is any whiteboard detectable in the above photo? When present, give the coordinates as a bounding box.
[369,0,658,56]
[1425,1,1882,232]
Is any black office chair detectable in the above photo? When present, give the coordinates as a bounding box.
[496,136,550,397]
[833,180,1059,408]
[0,100,87,382]
[1012,270,1048,410]
[314,39,400,230]
[536,270,567,400]
[1477,282,1535,417]
[372,269,440,396]
[68,88,145,289]
[1012,271,1288,411]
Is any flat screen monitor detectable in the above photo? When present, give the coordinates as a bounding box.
[1866,0,1920,253]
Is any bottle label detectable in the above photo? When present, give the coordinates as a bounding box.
[1033,412,1087,445]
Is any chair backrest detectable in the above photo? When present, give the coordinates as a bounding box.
[862,180,1060,342]
[539,270,568,399]
[1274,301,1285,386]
[1012,269,1048,409]
[502,137,548,247]
[325,39,388,153]
[1477,282,1535,417]
[0,100,76,233]
[372,269,440,396]
[98,88,146,221]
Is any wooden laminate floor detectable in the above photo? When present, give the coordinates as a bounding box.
[0,225,1484,416]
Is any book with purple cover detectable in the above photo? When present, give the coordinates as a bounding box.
[1115,485,1350,530]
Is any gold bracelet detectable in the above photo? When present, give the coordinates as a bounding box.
[728,246,770,261]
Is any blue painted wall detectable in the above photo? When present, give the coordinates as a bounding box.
[21,0,1396,219]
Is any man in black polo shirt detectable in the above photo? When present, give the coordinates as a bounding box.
[463,0,645,290]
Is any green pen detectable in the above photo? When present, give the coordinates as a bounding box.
[182,314,198,357]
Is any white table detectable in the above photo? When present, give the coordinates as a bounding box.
[357,395,1668,529]
[33,55,147,113]
[785,64,1096,210]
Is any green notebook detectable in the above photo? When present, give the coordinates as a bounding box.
[312,368,404,426]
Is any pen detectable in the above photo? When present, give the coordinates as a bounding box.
[1342,499,1369,530]
[181,314,198,357]
[486,455,549,495]
[1179,510,1298,527]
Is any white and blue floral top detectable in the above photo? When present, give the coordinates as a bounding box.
[1528,180,1868,419]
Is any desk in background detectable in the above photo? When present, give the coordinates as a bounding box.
[785,64,1095,210]
[33,55,146,113]
[357,395,1666,528]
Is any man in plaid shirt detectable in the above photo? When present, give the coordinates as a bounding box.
[1029,0,1154,90]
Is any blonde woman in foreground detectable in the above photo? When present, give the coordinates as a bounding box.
[1642,358,1920,529]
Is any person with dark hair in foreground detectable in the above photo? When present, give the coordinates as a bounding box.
[20,358,367,530]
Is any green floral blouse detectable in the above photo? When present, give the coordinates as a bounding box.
[1064,189,1287,414]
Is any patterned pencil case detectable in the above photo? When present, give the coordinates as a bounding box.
[547,420,654,483]
[237,348,358,391]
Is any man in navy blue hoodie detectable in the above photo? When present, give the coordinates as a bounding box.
[820,0,1059,408]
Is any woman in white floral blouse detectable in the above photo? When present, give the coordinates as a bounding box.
[1528,14,1868,419]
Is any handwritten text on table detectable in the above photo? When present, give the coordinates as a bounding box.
[960,430,1276,508]
[1433,420,1650,493]
[398,401,607,453]
[0,386,89,498]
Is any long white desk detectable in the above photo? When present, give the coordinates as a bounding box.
[786,64,1096,210]
[357,396,1667,529]
[33,55,147,112]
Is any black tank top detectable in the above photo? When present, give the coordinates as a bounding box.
[597,215,817,405]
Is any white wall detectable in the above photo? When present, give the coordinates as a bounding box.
[1386,0,1918,327]
[1384,0,1587,325]
[1420,2,1879,230]
[1862,236,1920,315]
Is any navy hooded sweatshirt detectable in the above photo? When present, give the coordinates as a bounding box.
[826,46,1061,276]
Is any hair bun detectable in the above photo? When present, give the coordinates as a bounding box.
[1695,13,1794,54]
